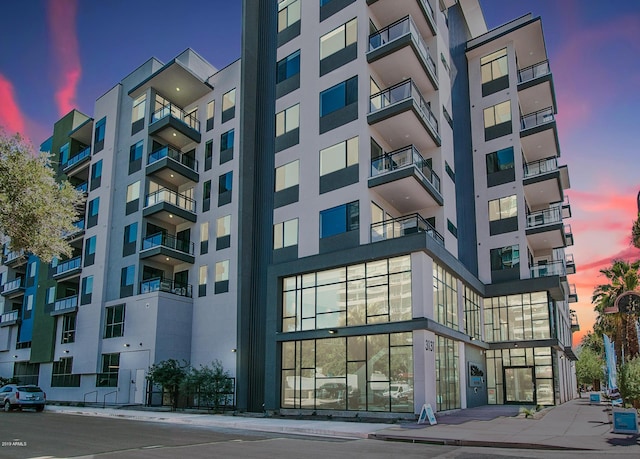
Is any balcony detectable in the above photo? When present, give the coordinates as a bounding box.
[368,79,440,152]
[149,102,201,148]
[146,146,199,187]
[570,309,580,332]
[143,188,197,224]
[53,256,82,281]
[140,232,195,265]
[63,219,85,241]
[367,0,437,39]
[62,146,91,176]
[530,260,566,279]
[523,157,568,208]
[517,60,556,117]
[520,106,560,164]
[140,277,193,298]
[368,15,438,95]
[568,283,578,303]
[525,205,566,251]
[3,249,26,268]
[564,224,574,246]
[371,213,444,246]
[75,181,88,195]
[50,295,78,316]
[565,253,576,274]
[1,277,25,299]
[369,145,442,212]
[0,310,20,327]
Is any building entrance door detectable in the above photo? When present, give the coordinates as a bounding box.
[503,366,535,404]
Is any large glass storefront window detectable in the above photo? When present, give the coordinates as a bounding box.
[483,292,550,342]
[433,263,458,329]
[436,336,460,411]
[281,332,413,412]
[464,286,481,340]
[281,256,411,332]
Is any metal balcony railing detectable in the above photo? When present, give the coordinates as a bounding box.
[151,102,200,132]
[371,145,441,192]
[371,213,444,246]
[530,260,566,278]
[63,146,91,170]
[54,295,78,312]
[2,278,23,294]
[145,188,196,213]
[55,256,82,276]
[517,60,550,84]
[521,107,554,130]
[148,145,199,172]
[141,232,194,255]
[526,205,562,229]
[523,157,558,179]
[140,277,193,298]
[368,15,437,78]
[370,79,439,135]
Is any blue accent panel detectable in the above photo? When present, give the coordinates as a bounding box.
[449,4,478,276]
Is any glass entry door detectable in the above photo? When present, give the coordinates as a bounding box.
[504,367,535,403]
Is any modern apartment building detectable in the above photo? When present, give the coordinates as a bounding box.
[0,0,578,416]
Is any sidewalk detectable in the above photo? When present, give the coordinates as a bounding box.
[46,398,640,451]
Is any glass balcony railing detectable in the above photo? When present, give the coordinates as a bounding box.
[420,0,435,25]
[526,205,562,229]
[145,188,196,213]
[148,146,199,172]
[140,277,193,298]
[371,213,444,246]
[371,145,441,193]
[63,146,91,170]
[54,295,78,312]
[63,219,85,239]
[75,182,88,194]
[0,310,19,324]
[523,157,558,179]
[3,249,25,264]
[520,107,554,130]
[141,232,194,255]
[54,256,82,276]
[2,278,23,294]
[151,103,200,132]
[518,60,550,84]
[530,260,566,278]
[370,79,439,135]
[368,15,437,78]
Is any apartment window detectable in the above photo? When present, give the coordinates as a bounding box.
[98,353,120,387]
[87,197,100,228]
[81,275,93,305]
[218,172,233,206]
[104,304,125,338]
[320,136,358,176]
[60,142,70,165]
[222,88,236,123]
[464,286,481,341]
[216,215,231,250]
[129,140,143,174]
[13,362,39,386]
[436,336,460,411]
[490,245,520,271]
[484,292,550,342]
[94,117,106,152]
[486,147,515,187]
[488,195,517,221]
[278,0,300,32]
[25,295,33,311]
[203,180,211,212]
[62,313,76,344]
[433,263,458,329]
[46,286,55,305]
[123,222,138,257]
[276,104,299,137]
[320,18,357,64]
[214,260,229,294]
[277,50,301,84]
[90,159,102,190]
[198,265,207,297]
[320,76,357,117]
[483,101,512,140]
[320,201,359,238]
[481,48,508,96]
[220,129,234,164]
[206,100,215,131]
[120,265,135,298]
[200,222,209,255]
[275,160,299,192]
[274,218,298,249]
[131,94,146,134]
[29,260,37,278]
[84,236,96,267]
[51,357,80,387]
[205,140,213,171]
[126,181,140,215]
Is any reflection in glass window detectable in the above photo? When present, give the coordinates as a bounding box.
[320,201,359,238]
[320,18,357,60]
[484,291,550,342]
[320,76,358,116]
[216,215,231,238]
[486,147,514,173]
[433,263,458,329]
[275,160,299,192]
[126,181,140,203]
[490,245,520,271]
[274,218,298,249]
[278,0,300,32]
[276,104,300,137]
[488,195,517,221]
[131,94,146,123]
[215,260,229,282]
[320,136,358,176]
[277,50,301,83]
[222,89,236,112]
[481,48,508,84]
[484,101,511,128]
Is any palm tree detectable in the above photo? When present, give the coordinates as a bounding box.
[632,213,640,249]
[592,260,640,363]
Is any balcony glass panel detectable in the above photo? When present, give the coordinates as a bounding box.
[148,146,199,172]
[530,260,566,278]
[151,102,200,132]
[141,232,194,255]
[526,205,562,228]
[370,80,439,135]
[518,60,550,84]
[139,277,193,298]
[1,310,19,323]
[371,145,440,192]
[75,182,88,194]
[521,107,554,130]
[145,188,196,213]
[2,278,23,293]
[63,146,91,170]
[54,295,78,312]
[55,256,81,275]
[4,249,25,263]
[523,157,558,178]
[371,213,444,245]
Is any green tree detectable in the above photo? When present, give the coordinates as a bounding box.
[580,331,604,357]
[575,347,604,389]
[146,359,188,410]
[592,260,640,362]
[632,212,640,249]
[0,132,84,262]
[181,360,233,412]
[618,356,640,407]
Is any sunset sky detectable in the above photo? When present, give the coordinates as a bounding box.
[1,0,638,346]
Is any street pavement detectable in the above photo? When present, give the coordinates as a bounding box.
[46,397,639,453]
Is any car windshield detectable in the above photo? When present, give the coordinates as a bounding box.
[18,386,43,393]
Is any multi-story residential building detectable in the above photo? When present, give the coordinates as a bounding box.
[0,0,578,416]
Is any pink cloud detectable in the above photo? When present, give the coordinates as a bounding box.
[0,74,26,135]
[578,246,640,272]
[48,0,81,116]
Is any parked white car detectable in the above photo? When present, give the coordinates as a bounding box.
[1,384,46,412]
